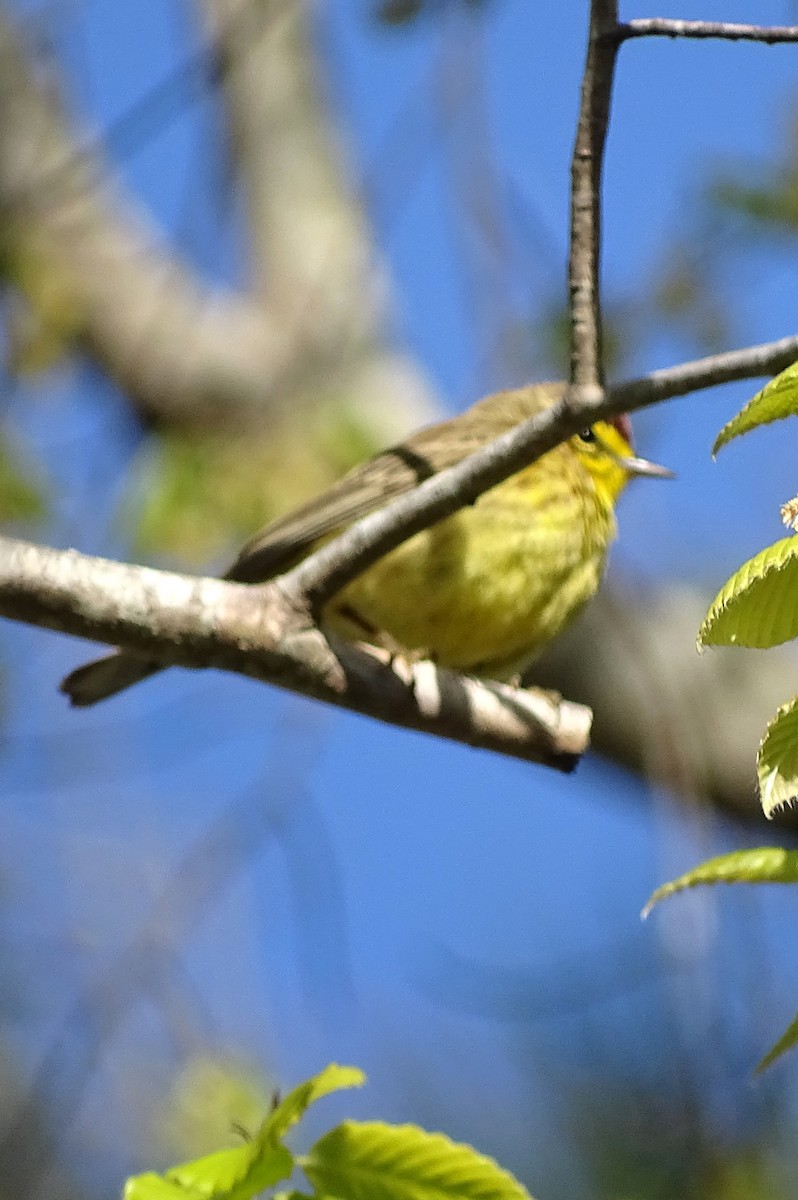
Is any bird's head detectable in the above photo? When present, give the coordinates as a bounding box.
[572,415,673,504]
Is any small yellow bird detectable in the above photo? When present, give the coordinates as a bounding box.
[61,382,671,706]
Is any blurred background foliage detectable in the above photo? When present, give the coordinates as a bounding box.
[5,3,798,1200]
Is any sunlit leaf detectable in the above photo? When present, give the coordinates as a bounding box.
[643,847,798,916]
[698,536,798,649]
[125,1142,293,1200]
[758,696,798,816]
[124,1173,197,1199]
[303,1120,534,1200]
[756,1011,798,1074]
[123,1065,364,1200]
[165,1143,293,1200]
[259,1064,365,1145]
[713,360,798,454]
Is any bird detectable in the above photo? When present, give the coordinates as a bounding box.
[60,381,671,706]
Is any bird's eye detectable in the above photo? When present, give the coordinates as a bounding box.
[579,428,596,444]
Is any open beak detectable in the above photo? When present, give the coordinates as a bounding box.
[615,453,675,480]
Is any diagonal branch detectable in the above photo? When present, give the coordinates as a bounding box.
[0,535,590,771]
[617,20,798,45]
[283,334,798,612]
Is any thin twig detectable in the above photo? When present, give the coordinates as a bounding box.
[611,334,798,408]
[617,19,798,45]
[284,333,798,610]
[568,0,619,393]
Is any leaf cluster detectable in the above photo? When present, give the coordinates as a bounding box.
[124,1063,534,1200]
[646,363,798,1070]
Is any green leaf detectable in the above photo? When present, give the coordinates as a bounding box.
[643,847,798,916]
[165,1143,293,1200]
[698,535,798,649]
[758,696,798,816]
[124,1174,199,1199]
[124,1133,292,1200]
[303,1120,534,1200]
[259,1064,365,1146]
[756,1012,798,1074]
[121,1065,363,1200]
[713,360,798,454]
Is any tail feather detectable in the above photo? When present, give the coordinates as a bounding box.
[60,652,164,707]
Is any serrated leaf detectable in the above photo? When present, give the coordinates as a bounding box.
[713,360,798,454]
[643,847,798,916]
[303,1120,534,1200]
[259,1064,365,1146]
[756,1011,798,1074]
[698,536,798,649]
[758,696,798,816]
[121,1065,363,1200]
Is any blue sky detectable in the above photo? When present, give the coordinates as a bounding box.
[5,3,798,1197]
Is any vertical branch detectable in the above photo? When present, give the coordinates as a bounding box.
[568,0,620,394]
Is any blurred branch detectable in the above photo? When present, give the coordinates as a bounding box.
[0,4,436,433]
[198,0,389,336]
[617,20,798,45]
[0,535,590,770]
[0,7,280,426]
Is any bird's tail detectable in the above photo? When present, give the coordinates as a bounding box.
[60,652,164,707]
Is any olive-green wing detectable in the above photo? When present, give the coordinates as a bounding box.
[226,384,560,584]
[226,421,463,583]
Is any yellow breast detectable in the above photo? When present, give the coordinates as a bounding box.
[325,443,618,680]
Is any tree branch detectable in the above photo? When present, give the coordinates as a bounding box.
[0,535,590,771]
[568,0,618,393]
[0,5,437,436]
[282,334,798,612]
[617,19,798,45]
[0,7,295,427]
[611,334,798,408]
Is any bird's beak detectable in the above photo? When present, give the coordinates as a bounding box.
[614,453,675,480]
[596,426,675,478]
